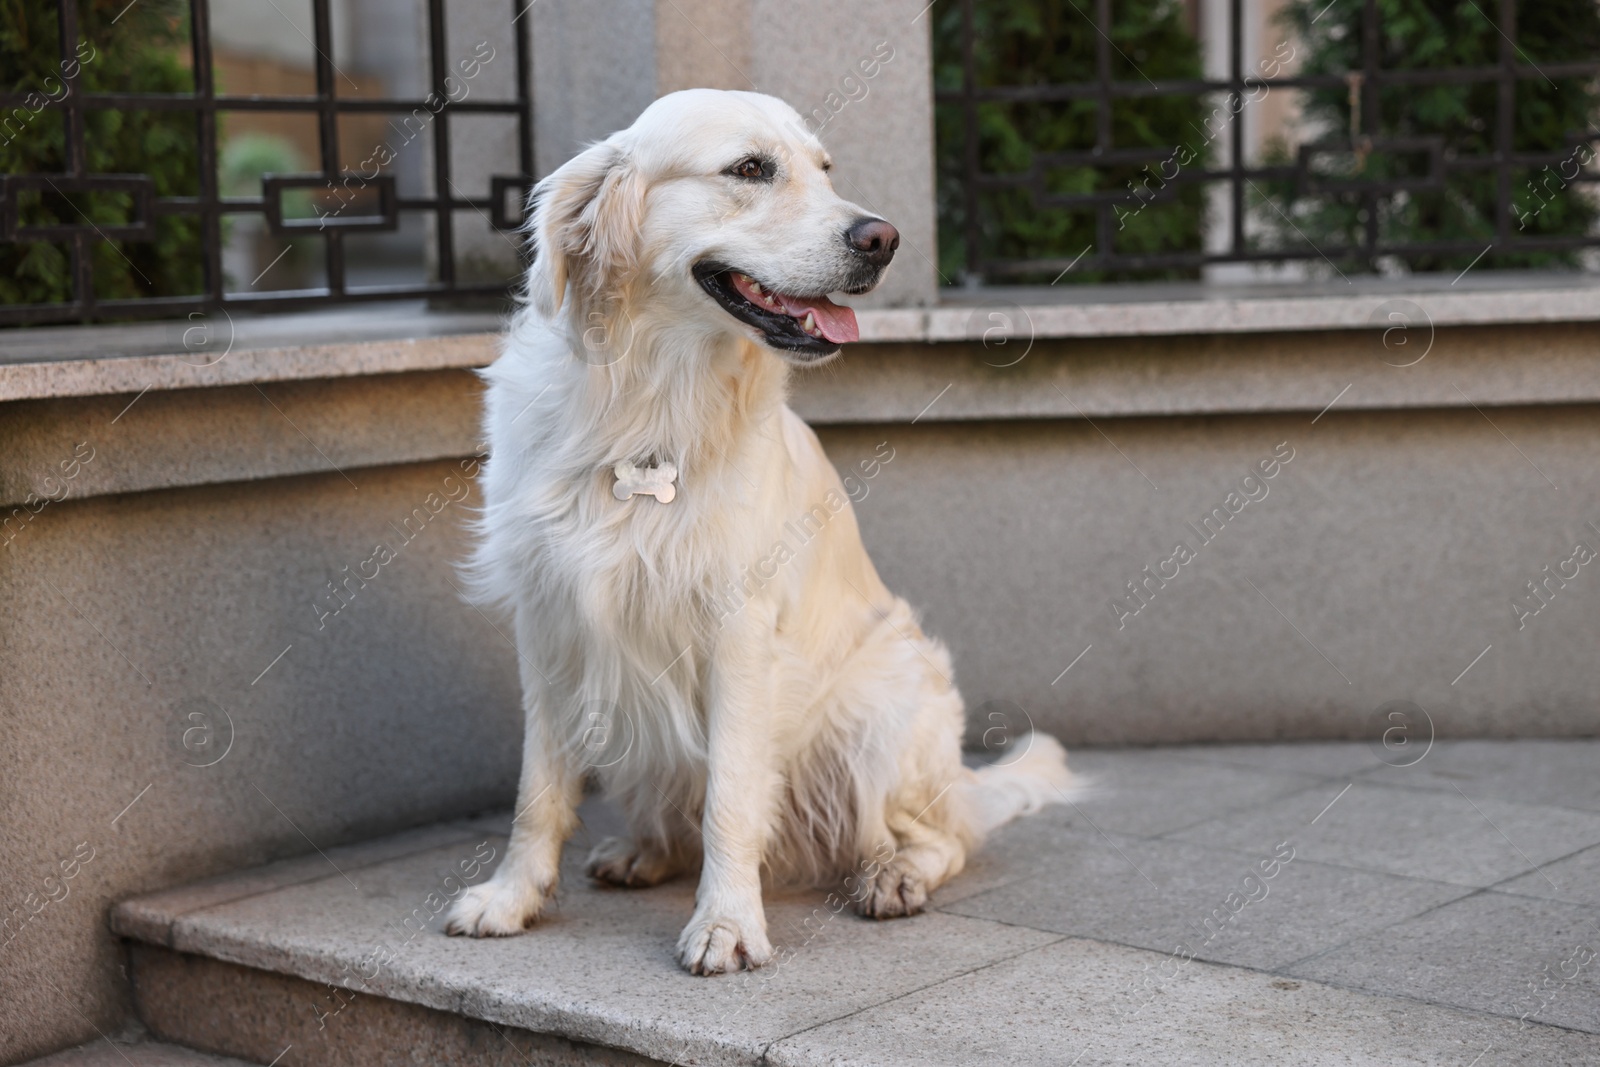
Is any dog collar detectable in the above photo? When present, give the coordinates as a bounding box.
[612,460,677,504]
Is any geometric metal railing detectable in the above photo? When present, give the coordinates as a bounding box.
[0,0,533,326]
[936,0,1600,282]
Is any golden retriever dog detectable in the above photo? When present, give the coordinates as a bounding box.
[444,88,1075,974]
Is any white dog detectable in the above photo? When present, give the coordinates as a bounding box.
[444,89,1074,974]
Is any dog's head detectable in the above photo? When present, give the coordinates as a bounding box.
[524,89,897,365]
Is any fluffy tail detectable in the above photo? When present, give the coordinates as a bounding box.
[962,732,1082,838]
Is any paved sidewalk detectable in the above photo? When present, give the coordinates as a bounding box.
[111,740,1600,1065]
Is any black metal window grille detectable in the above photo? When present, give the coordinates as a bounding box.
[0,0,533,327]
[938,0,1600,282]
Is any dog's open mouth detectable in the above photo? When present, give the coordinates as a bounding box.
[694,263,858,358]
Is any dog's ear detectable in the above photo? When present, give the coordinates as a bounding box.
[525,139,644,318]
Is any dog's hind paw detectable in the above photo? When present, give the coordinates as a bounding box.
[853,860,928,920]
[675,909,772,975]
[443,874,552,937]
[585,836,681,888]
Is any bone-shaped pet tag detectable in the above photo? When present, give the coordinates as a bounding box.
[612,460,678,504]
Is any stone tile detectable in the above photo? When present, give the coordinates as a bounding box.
[18,1039,260,1067]
[1364,740,1600,813]
[934,752,1320,907]
[1497,843,1600,907]
[1045,747,1324,837]
[1290,891,1600,1033]
[1171,780,1600,887]
[928,836,1033,909]
[941,816,1469,971]
[133,813,1058,1067]
[111,746,1600,1066]
[110,820,492,946]
[1171,741,1388,779]
[765,937,1600,1066]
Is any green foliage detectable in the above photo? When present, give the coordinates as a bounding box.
[218,133,304,197]
[217,132,318,283]
[1262,0,1600,272]
[932,0,1210,284]
[1,0,201,311]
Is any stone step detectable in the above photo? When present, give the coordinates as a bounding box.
[109,743,1600,1066]
[16,1037,262,1067]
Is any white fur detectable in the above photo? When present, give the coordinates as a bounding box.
[443,89,1076,974]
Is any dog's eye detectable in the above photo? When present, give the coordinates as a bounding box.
[730,157,769,180]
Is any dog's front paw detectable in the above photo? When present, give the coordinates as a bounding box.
[444,873,553,937]
[675,908,772,975]
[854,859,928,920]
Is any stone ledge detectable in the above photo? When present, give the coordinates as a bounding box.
[0,370,483,508]
[130,948,663,1067]
[5,275,1598,403]
[0,317,497,403]
[792,322,1600,426]
[912,271,1600,340]
[7,317,1600,509]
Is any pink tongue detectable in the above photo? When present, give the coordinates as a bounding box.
[775,292,859,344]
[731,274,859,344]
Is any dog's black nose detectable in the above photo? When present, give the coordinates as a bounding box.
[846,217,899,266]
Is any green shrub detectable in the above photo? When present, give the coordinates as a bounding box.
[218,133,304,198]
[1260,0,1600,273]
[1,0,201,312]
[932,0,1210,284]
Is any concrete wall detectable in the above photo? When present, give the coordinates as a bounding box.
[529,0,938,307]
[0,376,519,1062]
[7,321,1600,1061]
[530,0,659,177]
[746,0,939,307]
[827,405,1600,747]
[796,320,1600,746]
